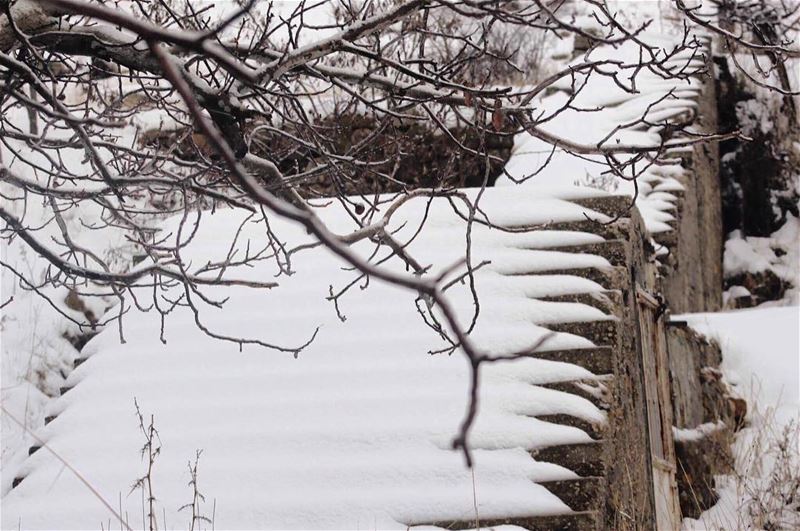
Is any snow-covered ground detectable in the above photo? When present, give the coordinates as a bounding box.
[684,179,800,529]
[680,306,800,530]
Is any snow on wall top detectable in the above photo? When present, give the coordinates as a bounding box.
[3,186,622,530]
[497,30,710,241]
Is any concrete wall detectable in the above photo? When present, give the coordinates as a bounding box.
[666,324,735,518]
[661,39,723,313]
[593,201,661,531]
[666,325,725,429]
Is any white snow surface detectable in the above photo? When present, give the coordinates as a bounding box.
[679,306,800,530]
[2,186,620,530]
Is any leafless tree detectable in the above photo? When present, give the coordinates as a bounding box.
[0,0,794,465]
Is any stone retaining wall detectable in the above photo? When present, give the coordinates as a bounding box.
[660,36,724,313]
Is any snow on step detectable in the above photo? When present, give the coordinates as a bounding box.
[3,186,622,530]
[497,30,712,243]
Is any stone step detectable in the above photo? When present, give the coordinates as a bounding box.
[540,380,610,410]
[63,331,99,352]
[513,240,628,268]
[539,476,606,512]
[410,511,600,531]
[528,346,613,374]
[531,441,606,477]
[538,241,628,267]
[505,266,627,291]
[663,148,693,166]
[546,319,618,346]
[537,291,621,315]
[572,196,635,220]
[534,413,606,440]
[530,220,626,241]
[653,230,677,250]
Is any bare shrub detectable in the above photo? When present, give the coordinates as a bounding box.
[179,450,212,531]
[131,398,162,531]
[687,401,800,530]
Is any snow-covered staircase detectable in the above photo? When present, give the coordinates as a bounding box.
[5,186,679,530]
[406,195,674,530]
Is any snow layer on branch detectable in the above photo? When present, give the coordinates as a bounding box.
[2,186,618,529]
